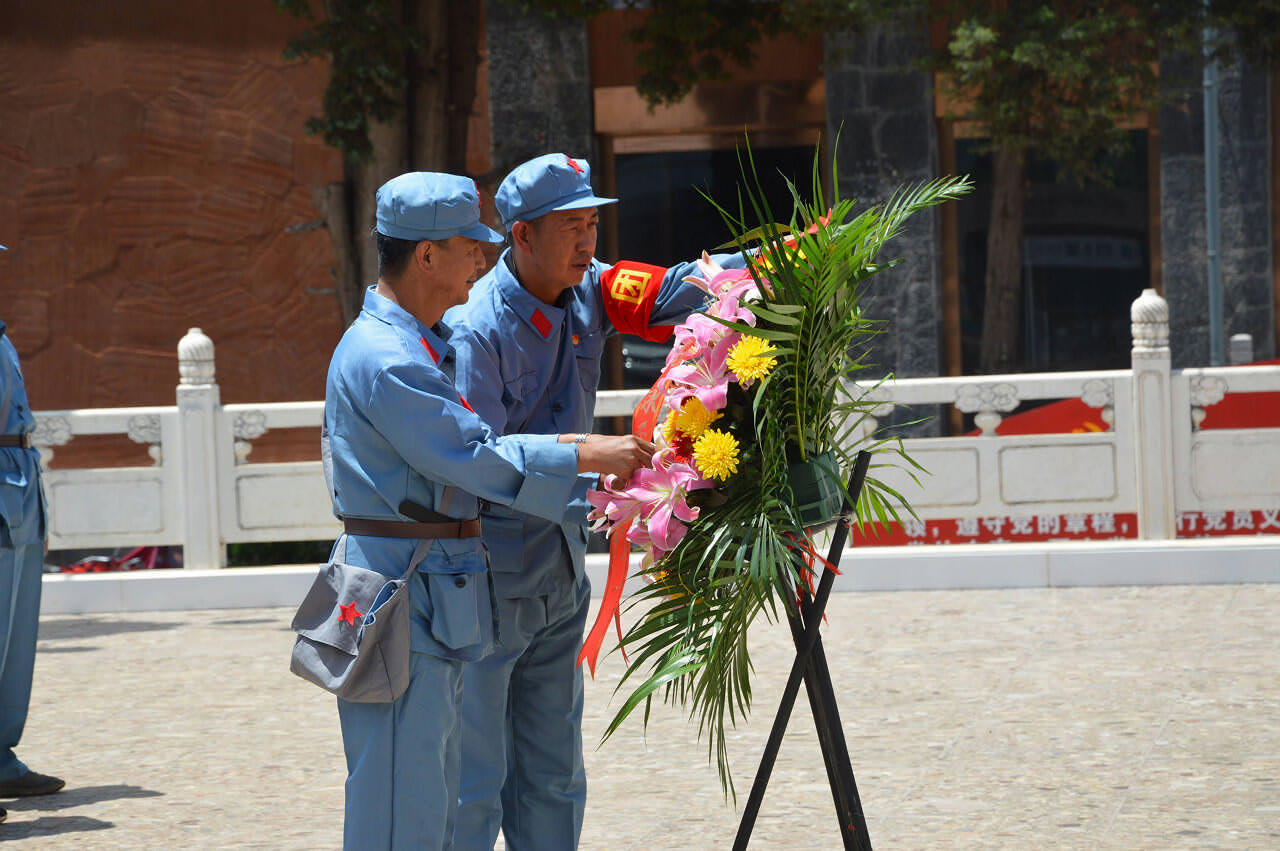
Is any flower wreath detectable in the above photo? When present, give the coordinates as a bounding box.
[585,146,971,794]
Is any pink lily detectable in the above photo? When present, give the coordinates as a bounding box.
[707,266,758,300]
[586,448,714,556]
[664,329,738,412]
[680,251,728,295]
[586,478,646,532]
[674,311,737,354]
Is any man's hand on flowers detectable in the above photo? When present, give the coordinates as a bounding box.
[570,434,656,480]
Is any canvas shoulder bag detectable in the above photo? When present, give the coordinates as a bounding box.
[289,536,430,703]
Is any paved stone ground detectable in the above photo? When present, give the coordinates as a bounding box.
[3,584,1279,849]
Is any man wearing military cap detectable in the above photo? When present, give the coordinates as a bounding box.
[0,244,66,826]
[321,172,655,850]
[445,154,742,849]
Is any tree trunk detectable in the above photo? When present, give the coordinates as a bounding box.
[444,2,482,175]
[316,181,361,327]
[319,0,483,326]
[406,0,450,171]
[979,144,1027,374]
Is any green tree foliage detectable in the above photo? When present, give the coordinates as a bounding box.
[275,0,417,163]
[512,0,798,104]
[274,1,1279,362]
[939,1,1158,182]
[274,0,1280,169]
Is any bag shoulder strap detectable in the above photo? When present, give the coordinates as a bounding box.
[405,538,432,579]
[332,534,433,581]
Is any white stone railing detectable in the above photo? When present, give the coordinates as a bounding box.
[35,329,335,570]
[32,291,1280,568]
[843,368,1139,524]
[850,290,1280,541]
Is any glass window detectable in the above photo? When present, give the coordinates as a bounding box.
[613,145,816,388]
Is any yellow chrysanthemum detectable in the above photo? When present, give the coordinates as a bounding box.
[661,411,680,445]
[673,397,721,438]
[726,335,777,383]
[693,429,740,481]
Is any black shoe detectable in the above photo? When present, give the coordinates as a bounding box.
[0,771,65,797]
[1,806,6,823]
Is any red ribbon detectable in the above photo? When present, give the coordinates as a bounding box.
[577,366,673,675]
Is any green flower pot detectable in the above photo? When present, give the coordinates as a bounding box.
[788,451,845,528]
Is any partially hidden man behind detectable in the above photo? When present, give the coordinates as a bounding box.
[322,173,655,851]
[1,245,66,829]
[445,153,742,849]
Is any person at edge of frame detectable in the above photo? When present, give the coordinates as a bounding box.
[321,172,655,851]
[444,153,745,850]
[0,244,68,829]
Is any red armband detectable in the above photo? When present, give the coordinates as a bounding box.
[599,261,674,342]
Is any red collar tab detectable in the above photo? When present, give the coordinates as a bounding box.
[420,336,474,412]
[530,309,553,338]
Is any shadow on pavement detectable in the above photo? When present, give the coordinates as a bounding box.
[36,618,182,642]
[0,814,114,841]
[3,784,162,812]
[211,616,286,628]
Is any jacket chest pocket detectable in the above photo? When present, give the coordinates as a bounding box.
[573,331,605,394]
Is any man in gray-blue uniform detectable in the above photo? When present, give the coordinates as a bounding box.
[0,245,66,826]
[323,174,654,850]
[445,154,739,849]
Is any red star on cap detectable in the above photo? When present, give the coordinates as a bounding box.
[338,601,363,626]
[565,155,584,175]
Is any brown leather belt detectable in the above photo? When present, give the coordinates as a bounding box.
[0,434,33,449]
[342,516,481,539]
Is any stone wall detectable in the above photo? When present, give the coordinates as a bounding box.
[824,28,943,383]
[0,0,344,418]
[1159,53,1275,368]
[825,28,944,435]
[485,0,594,181]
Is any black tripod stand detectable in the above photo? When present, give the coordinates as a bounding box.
[733,450,873,850]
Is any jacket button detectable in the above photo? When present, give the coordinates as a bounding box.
[454,576,467,588]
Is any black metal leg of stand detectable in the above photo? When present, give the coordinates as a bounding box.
[794,595,870,849]
[733,452,872,850]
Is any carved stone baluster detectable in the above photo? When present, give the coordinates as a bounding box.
[1080,379,1114,432]
[30,415,72,470]
[233,411,269,464]
[127,415,164,466]
[1188,376,1227,431]
[955,383,1020,436]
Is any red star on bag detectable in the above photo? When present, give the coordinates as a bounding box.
[338,601,363,626]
